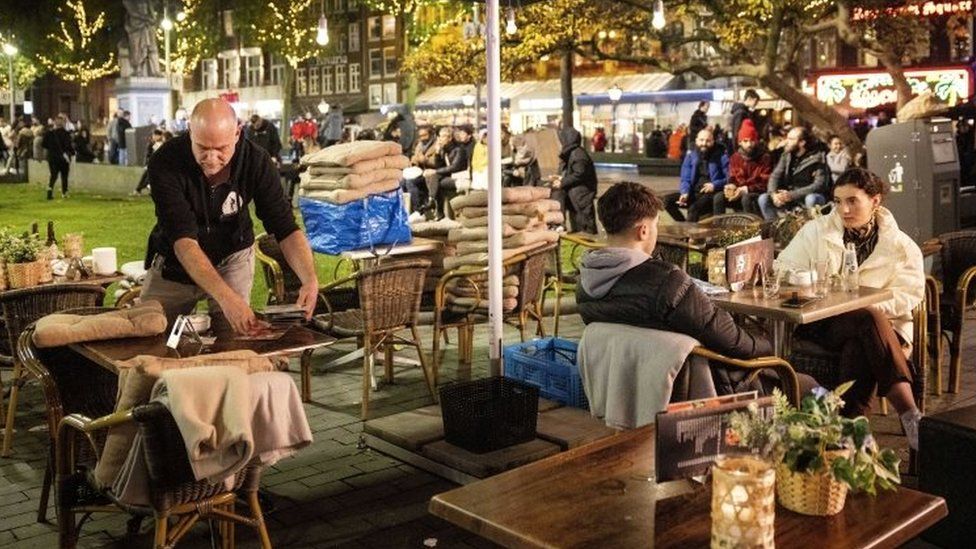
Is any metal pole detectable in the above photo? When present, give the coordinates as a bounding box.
[164,4,172,119]
[473,4,481,135]
[486,0,503,376]
[611,101,617,152]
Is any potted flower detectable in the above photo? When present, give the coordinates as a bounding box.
[0,232,43,289]
[727,382,901,516]
[0,228,11,290]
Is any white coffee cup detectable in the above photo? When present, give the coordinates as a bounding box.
[92,247,118,275]
[788,269,814,287]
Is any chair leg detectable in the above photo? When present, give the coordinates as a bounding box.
[2,360,25,457]
[220,501,235,549]
[361,337,373,420]
[879,398,889,416]
[300,348,313,403]
[949,331,963,394]
[432,325,442,387]
[59,507,77,549]
[38,452,52,523]
[384,342,394,384]
[154,515,169,549]
[248,490,273,549]
[553,281,562,337]
[411,326,437,402]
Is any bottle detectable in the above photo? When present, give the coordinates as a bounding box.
[842,242,859,293]
[45,221,60,259]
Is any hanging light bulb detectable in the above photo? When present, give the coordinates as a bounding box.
[316,14,329,46]
[161,17,174,31]
[652,0,666,30]
[505,8,517,35]
[176,11,187,22]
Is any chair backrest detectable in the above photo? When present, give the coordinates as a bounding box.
[558,234,605,279]
[132,401,200,491]
[358,259,431,333]
[16,310,119,447]
[514,242,557,314]
[702,213,763,229]
[1,284,106,356]
[938,230,976,306]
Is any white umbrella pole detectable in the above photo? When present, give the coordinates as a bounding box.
[486,0,503,376]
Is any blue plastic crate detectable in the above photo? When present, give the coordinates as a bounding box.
[503,337,588,409]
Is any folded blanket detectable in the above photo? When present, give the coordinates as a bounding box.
[307,155,410,175]
[300,178,400,204]
[449,187,551,211]
[544,210,565,226]
[446,295,518,312]
[32,300,167,348]
[93,350,281,489]
[114,369,312,506]
[301,141,403,167]
[300,168,404,191]
[441,243,546,270]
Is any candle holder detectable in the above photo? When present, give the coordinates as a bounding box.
[711,455,775,548]
[63,233,84,259]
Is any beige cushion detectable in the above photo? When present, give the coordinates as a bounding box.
[300,141,403,167]
[307,154,409,175]
[300,178,400,204]
[92,350,284,489]
[32,301,168,349]
[299,168,404,190]
[459,199,559,218]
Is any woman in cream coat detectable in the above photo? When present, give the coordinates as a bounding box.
[778,168,924,449]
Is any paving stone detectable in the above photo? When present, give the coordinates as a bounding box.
[363,405,445,451]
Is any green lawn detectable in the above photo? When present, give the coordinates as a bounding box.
[0,182,342,308]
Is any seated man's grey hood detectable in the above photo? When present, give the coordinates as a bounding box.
[579,247,652,299]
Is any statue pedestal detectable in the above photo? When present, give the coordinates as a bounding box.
[115,76,171,127]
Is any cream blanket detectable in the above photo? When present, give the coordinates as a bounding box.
[113,368,312,506]
[578,323,714,430]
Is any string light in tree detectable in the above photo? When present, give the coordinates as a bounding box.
[505,8,518,35]
[652,0,666,30]
[316,0,329,46]
[36,0,116,86]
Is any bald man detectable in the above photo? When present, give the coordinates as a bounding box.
[664,128,729,222]
[141,99,319,335]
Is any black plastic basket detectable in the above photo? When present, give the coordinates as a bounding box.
[439,376,539,454]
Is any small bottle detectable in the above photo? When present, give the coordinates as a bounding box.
[842,242,859,292]
[45,221,60,259]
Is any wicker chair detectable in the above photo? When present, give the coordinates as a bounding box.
[432,242,555,385]
[543,233,605,337]
[16,309,117,524]
[254,232,354,306]
[1,284,106,458]
[57,402,270,548]
[932,230,976,393]
[788,288,931,414]
[700,213,763,230]
[311,259,436,419]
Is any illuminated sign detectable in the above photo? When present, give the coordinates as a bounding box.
[814,68,971,110]
[852,1,973,20]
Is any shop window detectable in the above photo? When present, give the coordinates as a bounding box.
[382,15,396,39]
[323,66,333,95]
[269,55,285,86]
[368,16,382,41]
[309,66,320,95]
[349,23,360,52]
[335,65,347,93]
[201,59,218,90]
[383,82,398,105]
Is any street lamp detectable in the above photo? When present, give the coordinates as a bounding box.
[2,43,16,122]
[608,84,622,153]
[315,0,329,46]
[318,99,330,114]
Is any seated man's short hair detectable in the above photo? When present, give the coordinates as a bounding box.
[597,182,663,235]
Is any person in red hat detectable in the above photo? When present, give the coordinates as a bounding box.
[714,119,771,216]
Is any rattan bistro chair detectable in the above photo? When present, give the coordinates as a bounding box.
[432,242,554,385]
[16,309,117,524]
[932,230,976,394]
[1,284,106,458]
[543,233,605,337]
[311,259,437,419]
[56,401,271,549]
[699,212,763,230]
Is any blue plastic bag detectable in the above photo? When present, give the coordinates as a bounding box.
[300,189,411,255]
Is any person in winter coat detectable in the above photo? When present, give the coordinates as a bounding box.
[826,134,851,187]
[664,128,729,222]
[777,168,924,448]
[552,127,597,234]
[667,124,686,160]
[42,114,74,199]
[687,101,709,150]
[591,127,607,152]
[503,135,542,187]
[116,111,133,165]
[758,126,828,220]
[729,89,760,148]
[576,182,802,395]
[245,114,282,162]
[72,122,96,163]
[714,120,770,216]
[423,126,469,219]
[322,105,344,147]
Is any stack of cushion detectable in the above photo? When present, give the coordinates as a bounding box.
[408,218,461,294]
[299,141,408,204]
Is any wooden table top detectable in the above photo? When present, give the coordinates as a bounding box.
[70,324,335,374]
[709,285,893,325]
[339,237,443,262]
[1,273,124,297]
[430,425,947,549]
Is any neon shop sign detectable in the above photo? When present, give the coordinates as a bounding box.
[852,1,974,20]
[815,68,971,110]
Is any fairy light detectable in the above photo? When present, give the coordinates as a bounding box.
[505,7,517,35]
[652,0,666,30]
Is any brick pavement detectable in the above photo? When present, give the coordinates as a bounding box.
[1,306,973,548]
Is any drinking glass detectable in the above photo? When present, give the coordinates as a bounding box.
[814,260,830,298]
[762,268,780,300]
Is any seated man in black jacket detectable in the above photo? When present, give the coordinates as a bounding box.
[423,126,468,219]
[577,182,799,395]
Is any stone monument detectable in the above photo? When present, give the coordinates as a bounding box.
[115,0,170,135]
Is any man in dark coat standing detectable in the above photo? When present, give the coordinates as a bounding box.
[730,89,760,148]
[42,114,74,199]
[245,114,282,163]
[552,127,597,234]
